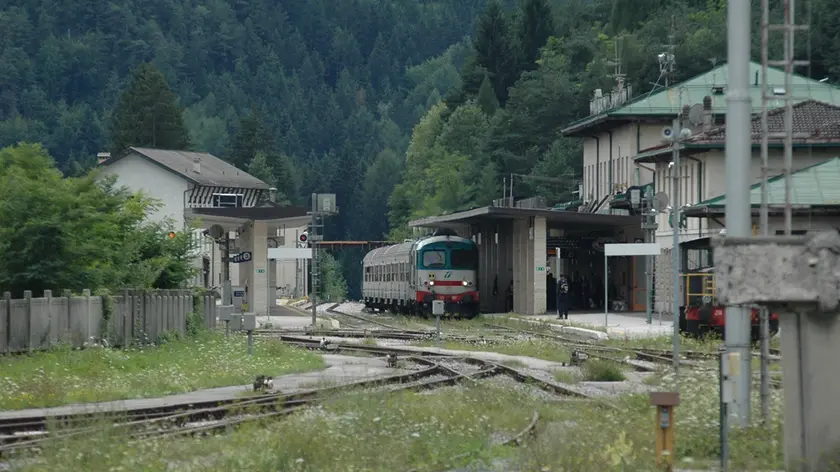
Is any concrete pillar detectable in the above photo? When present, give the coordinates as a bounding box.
[533,216,547,315]
[248,220,269,316]
[511,217,547,315]
[268,258,277,305]
[714,233,840,471]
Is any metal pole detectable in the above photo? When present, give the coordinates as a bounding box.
[671,117,681,375]
[725,0,753,427]
[436,315,441,343]
[759,0,772,425]
[719,347,729,471]
[247,330,253,356]
[760,306,770,422]
[604,254,609,328]
[783,0,794,236]
[310,193,318,326]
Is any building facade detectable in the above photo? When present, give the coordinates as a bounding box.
[99,147,308,296]
[563,62,840,314]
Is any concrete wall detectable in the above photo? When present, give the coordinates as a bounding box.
[0,290,217,353]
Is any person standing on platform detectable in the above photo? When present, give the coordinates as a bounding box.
[556,275,570,320]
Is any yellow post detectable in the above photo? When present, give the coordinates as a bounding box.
[650,392,680,471]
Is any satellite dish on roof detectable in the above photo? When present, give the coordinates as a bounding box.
[688,103,704,126]
[652,192,670,212]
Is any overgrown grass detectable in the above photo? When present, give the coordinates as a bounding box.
[603,333,724,353]
[581,360,626,381]
[413,338,570,363]
[18,383,560,472]
[518,364,784,471]
[17,369,785,471]
[0,332,325,410]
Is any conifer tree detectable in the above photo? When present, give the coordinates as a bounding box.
[228,108,276,169]
[517,0,555,72]
[110,63,190,156]
[476,74,500,116]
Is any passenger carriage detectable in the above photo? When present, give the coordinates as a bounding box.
[362,229,480,318]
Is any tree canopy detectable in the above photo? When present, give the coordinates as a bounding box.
[0,143,197,297]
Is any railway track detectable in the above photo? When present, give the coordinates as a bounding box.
[0,343,598,456]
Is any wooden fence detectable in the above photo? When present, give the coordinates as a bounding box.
[0,289,218,353]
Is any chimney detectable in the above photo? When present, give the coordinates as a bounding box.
[97,152,110,164]
[192,156,201,174]
[681,104,690,126]
[269,187,277,203]
[702,95,713,132]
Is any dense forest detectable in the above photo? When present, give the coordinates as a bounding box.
[1,0,839,297]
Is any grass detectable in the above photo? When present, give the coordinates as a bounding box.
[581,360,626,381]
[17,382,563,472]
[16,368,786,472]
[412,338,570,363]
[0,332,325,410]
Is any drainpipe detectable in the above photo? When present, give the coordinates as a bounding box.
[592,135,601,201]
[607,131,614,198]
[685,155,703,237]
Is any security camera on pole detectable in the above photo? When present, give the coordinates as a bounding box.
[662,105,693,376]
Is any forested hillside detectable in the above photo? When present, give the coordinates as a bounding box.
[2,0,839,297]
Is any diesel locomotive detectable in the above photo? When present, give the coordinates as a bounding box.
[362,229,480,317]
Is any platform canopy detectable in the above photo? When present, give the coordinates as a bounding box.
[409,205,637,229]
[185,204,311,232]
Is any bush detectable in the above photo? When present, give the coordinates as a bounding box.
[582,360,626,381]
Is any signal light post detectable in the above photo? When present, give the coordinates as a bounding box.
[307,193,337,327]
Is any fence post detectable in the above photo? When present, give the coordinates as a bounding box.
[3,292,10,354]
[43,290,53,347]
[23,290,32,352]
[82,289,91,343]
[62,289,71,346]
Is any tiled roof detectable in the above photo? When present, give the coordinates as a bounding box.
[701,100,840,140]
[102,147,269,189]
[695,157,840,207]
[562,61,840,135]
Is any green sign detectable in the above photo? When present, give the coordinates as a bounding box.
[536,266,545,272]
[256,268,266,274]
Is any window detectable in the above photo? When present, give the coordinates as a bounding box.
[775,230,807,235]
[450,248,478,270]
[421,250,446,268]
[212,193,244,208]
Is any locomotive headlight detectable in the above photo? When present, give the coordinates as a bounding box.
[428,280,435,286]
[462,280,469,286]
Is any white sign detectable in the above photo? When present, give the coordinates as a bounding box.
[604,243,662,257]
[267,248,313,260]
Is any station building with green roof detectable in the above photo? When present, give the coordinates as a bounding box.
[560,61,840,314]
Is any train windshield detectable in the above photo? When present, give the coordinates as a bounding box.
[421,250,447,268]
[450,248,477,270]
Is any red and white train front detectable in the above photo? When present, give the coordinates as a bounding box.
[413,236,479,317]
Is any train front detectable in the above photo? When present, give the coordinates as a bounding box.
[415,236,479,318]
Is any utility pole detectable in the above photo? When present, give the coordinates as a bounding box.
[310,193,319,326]
[724,0,754,428]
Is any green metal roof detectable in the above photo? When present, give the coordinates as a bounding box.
[562,62,840,135]
[696,157,840,208]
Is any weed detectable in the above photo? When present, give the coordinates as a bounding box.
[581,360,627,382]
[0,332,325,410]
[552,369,582,384]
